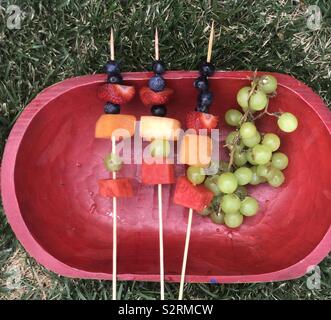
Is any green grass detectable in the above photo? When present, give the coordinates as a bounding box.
[0,0,330,300]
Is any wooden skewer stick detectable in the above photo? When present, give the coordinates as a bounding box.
[179,21,215,300]
[111,135,117,300]
[154,27,165,300]
[110,28,115,61]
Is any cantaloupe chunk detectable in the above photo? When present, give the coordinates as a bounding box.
[95,114,136,139]
[179,133,212,167]
[140,116,181,141]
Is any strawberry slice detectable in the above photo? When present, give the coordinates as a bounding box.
[186,111,219,133]
[97,84,135,104]
[139,86,174,107]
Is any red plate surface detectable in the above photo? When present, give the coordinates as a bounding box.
[1,71,331,283]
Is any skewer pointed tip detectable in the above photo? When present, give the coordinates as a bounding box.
[110,28,115,61]
[207,20,215,63]
[155,27,159,61]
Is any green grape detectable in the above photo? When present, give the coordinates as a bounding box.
[268,169,285,187]
[225,109,243,126]
[221,194,241,214]
[242,131,261,148]
[258,75,278,94]
[252,144,272,165]
[210,211,225,224]
[212,195,222,207]
[217,172,238,194]
[104,153,122,172]
[237,86,251,110]
[246,149,258,165]
[234,167,253,186]
[271,152,289,170]
[240,196,259,217]
[239,122,257,139]
[234,151,247,167]
[204,176,221,195]
[262,133,280,151]
[277,112,298,133]
[186,166,205,185]
[256,163,274,179]
[235,186,248,200]
[150,139,170,157]
[224,212,244,228]
[249,90,268,111]
[250,166,267,185]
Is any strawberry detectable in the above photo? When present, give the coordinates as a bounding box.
[186,111,219,133]
[139,86,174,107]
[97,84,135,104]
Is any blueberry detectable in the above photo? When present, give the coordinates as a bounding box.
[104,102,120,114]
[149,75,166,92]
[104,60,120,75]
[195,104,210,113]
[107,73,123,84]
[199,61,215,77]
[151,105,167,117]
[194,76,209,91]
[198,91,213,106]
[152,60,166,74]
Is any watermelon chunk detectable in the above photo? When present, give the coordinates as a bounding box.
[173,176,214,212]
[98,178,134,198]
[141,158,175,185]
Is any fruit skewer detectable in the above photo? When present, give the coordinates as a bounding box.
[139,29,180,300]
[96,29,136,300]
[174,22,217,300]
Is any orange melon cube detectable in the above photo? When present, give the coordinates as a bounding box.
[95,114,136,139]
[179,133,212,167]
[140,116,181,141]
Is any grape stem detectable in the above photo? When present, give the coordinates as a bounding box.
[252,100,279,121]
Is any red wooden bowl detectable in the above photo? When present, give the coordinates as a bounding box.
[1,71,331,283]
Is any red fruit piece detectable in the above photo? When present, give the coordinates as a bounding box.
[98,178,134,198]
[141,158,175,185]
[139,86,174,107]
[97,84,135,104]
[186,111,219,133]
[173,176,214,212]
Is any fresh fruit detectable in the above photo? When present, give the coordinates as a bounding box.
[104,153,122,172]
[234,151,247,167]
[234,167,253,186]
[97,84,135,104]
[199,61,215,76]
[194,76,209,91]
[140,116,181,141]
[198,91,213,108]
[258,75,277,94]
[221,194,241,214]
[204,176,221,195]
[256,163,274,179]
[236,86,251,110]
[271,152,289,170]
[268,169,285,187]
[235,186,248,200]
[140,86,174,107]
[107,73,123,84]
[250,166,267,185]
[277,112,298,132]
[210,211,225,224]
[104,60,120,75]
[225,109,243,126]
[217,172,238,194]
[186,111,218,132]
[173,176,214,212]
[262,133,280,151]
[179,134,212,167]
[201,207,212,216]
[141,159,175,185]
[240,196,259,217]
[219,161,230,173]
[249,90,268,111]
[151,105,167,117]
[150,139,171,158]
[224,212,243,228]
[149,75,166,92]
[246,149,258,165]
[98,178,134,198]
[239,122,257,139]
[95,114,136,139]
[252,144,272,165]
[186,166,206,185]
[104,102,120,114]
[152,60,166,74]
[242,131,261,148]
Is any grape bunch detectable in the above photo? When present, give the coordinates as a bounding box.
[186,74,298,229]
